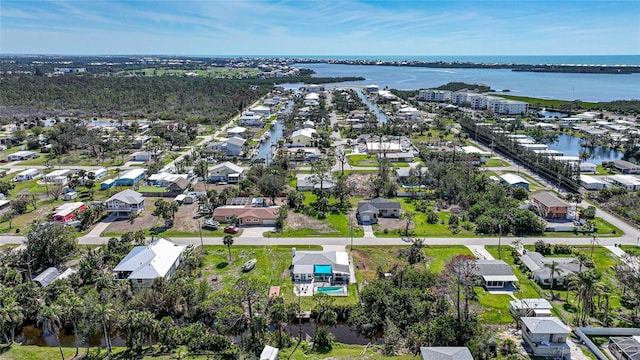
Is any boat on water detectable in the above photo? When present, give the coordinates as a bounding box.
[242,258,257,272]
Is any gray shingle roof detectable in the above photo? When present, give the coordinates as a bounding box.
[419,347,474,360]
[107,189,144,205]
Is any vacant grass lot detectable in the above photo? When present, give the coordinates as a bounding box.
[352,245,472,281]
[475,289,515,324]
[483,158,510,167]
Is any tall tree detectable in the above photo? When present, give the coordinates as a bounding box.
[37,304,65,360]
[223,235,234,263]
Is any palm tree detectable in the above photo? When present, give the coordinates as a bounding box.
[545,261,563,300]
[37,304,65,360]
[223,235,234,263]
[0,301,23,344]
[574,269,601,325]
[94,303,115,358]
[58,294,84,357]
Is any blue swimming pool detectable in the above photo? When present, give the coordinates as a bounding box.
[316,286,347,296]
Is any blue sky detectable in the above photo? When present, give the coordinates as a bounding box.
[1,0,638,55]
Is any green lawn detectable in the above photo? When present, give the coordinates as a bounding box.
[483,158,510,167]
[475,289,516,324]
[202,245,357,310]
[352,245,472,281]
[0,345,77,360]
[375,200,476,238]
[491,94,598,109]
[346,154,378,167]
[137,185,167,193]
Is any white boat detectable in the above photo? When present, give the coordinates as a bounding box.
[242,258,257,272]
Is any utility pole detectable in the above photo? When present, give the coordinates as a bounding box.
[498,223,502,260]
[198,218,204,253]
[349,219,353,253]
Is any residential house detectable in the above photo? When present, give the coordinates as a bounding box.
[166,178,190,195]
[291,248,350,284]
[474,260,518,289]
[396,166,428,184]
[500,173,530,191]
[33,267,77,287]
[211,206,279,225]
[579,162,597,173]
[609,336,640,360]
[533,192,570,219]
[132,135,150,149]
[519,251,581,286]
[521,317,571,358]
[113,239,186,291]
[380,152,415,163]
[290,128,316,147]
[419,347,474,360]
[366,142,403,154]
[227,126,247,138]
[43,169,75,185]
[239,112,264,127]
[13,169,40,182]
[296,174,335,191]
[613,160,640,174]
[208,162,244,183]
[148,173,188,187]
[509,299,553,318]
[225,197,266,207]
[7,150,38,161]
[357,198,402,224]
[52,202,86,223]
[130,151,151,162]
[100,178,116,190]
[208,137,246,157]
[115,169,146,186]
[62,191,78,201]
[580,175,609,190]
[105,189,145,218]
[250,106,271,117]
[607,175,640,191]
[84,168,108,183]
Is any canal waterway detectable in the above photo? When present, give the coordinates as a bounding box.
[354,88,388,123]
[253,100,291,162]
[548,133,623,164]
[293,63,640,102]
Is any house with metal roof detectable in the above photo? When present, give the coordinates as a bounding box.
[519,251,581,286]
[609,336,640,360]
[291,248,350,285]
[207,137,246,157]
[613,160,640,174]
[509,298,553,317]
[115,168,146,186]
[113,238,186,290]
[500,173,530,190]
[419,347,474,360]
[105,189,145,218]
[473,259,518,289]
[521,317,571,358]
[33,267,77,287]
[356,198,402,224]
[208,162,245,183]
[296,174,335,191]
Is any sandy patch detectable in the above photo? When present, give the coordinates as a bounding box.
[287,212,336,233]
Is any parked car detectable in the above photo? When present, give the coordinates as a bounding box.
[223,226,239,234]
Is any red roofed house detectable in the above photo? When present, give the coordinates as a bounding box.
[52,202,86,223]
[212,206,279,225]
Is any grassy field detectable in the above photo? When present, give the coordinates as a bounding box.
[483,158,510,167]
[491,94,598,109]
[374,200,476,238]
[475,289,515,324]
[0,343,415,360]
[352,245,472,281]
[202,245,357,309]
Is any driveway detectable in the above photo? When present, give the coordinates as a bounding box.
[466,245,495,260]
[363,225,375,238]
[85,214,117,237]
[239,225,275,238]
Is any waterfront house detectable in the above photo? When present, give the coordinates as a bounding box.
[290,128,316,147]
[419,347,474,360]
[239,112,264,127]
[113,238,186,291]
[533,192,570,219]
[521,317,571,358]
[613,160,640,174]
[519,251,581,286]
[207,137,246,157]
[473,260,518,289]
[250,106,271,117]
[291,248,350,284]
[580,175,609,190]
[115,169,146,186]
[500,173,530,191]
[227,126,247,138]
[208,162,244,183]
[357,198,402,224]
[579,162,597,173]
[105,189,145,218]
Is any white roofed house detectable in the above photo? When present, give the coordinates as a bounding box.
[105,189,145,218]
[43,169,75,185]
[290,128,317,147]
[207,137,246,157]
[500,173,530,191]
[208,162,245,183]
[227,126,247,138]
[509,298,553,318]
[113,239,186,291]
[473,260,518,289]
[520,317,571,358]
